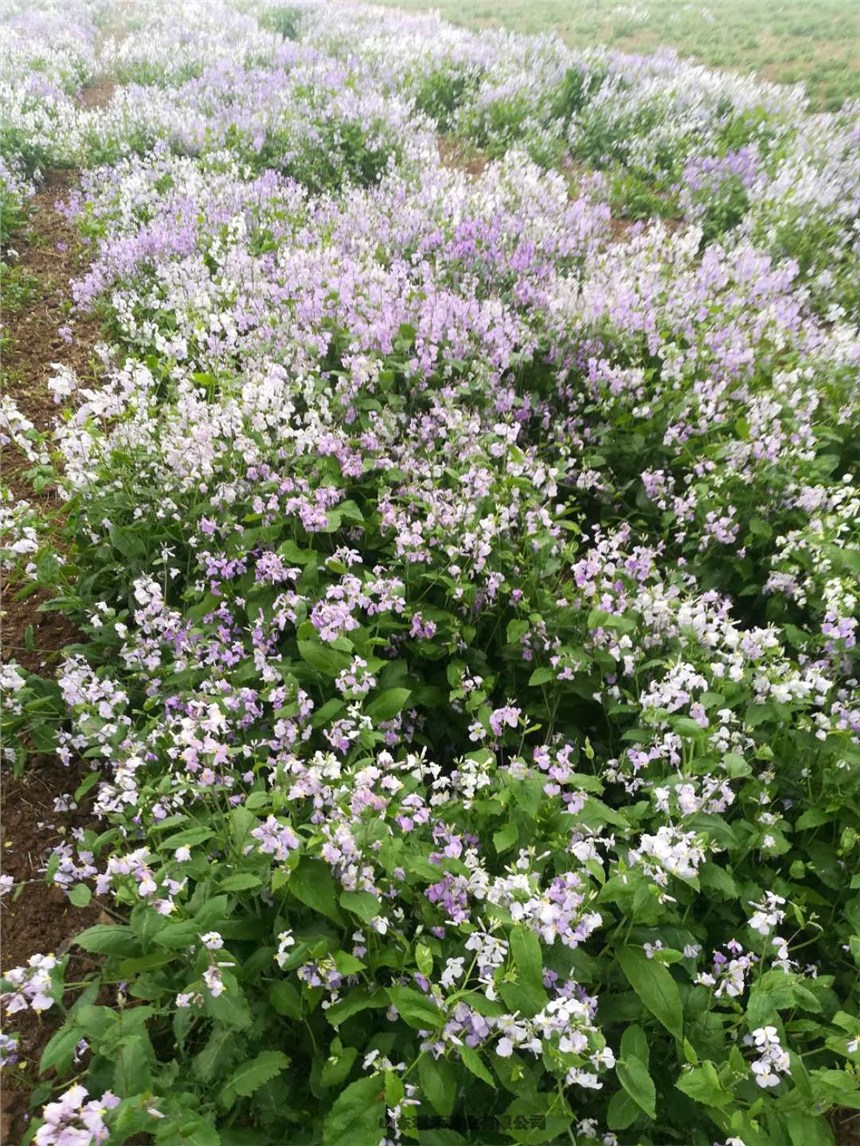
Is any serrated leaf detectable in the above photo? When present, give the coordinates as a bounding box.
[459,1046,494,1087]
[193,1026,235,1084]
[39,1023,82,1075]
[606,1086,639,1131]
[222,1050,290,1105]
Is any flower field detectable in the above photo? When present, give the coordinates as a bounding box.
[1,2,859,1144]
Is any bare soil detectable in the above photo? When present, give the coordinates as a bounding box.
[1,86,116,1144]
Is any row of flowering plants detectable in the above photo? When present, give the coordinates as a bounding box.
[1,2,860,1145]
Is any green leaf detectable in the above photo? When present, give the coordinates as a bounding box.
[69,884,92,907]
[321,1043,359,1089]
[493,823,519,854]
[620,1023,650,1066]
[221,1050,290,1105]
[617,947,683,1040]
[75,924,139,956]
[676,1061,732,1107]
[366,688,412,721]
[298,640,351,677]
[506,619,529,644]
[606,1086,640,1131]
[459,1046,494,1087]
[388,986,444,1030]
[326,988,387,1026]
[499,926,547,1016]
[528,667,554,687]
[340,890,381,922]
[39,1023,83,1075]
[415,943,433,977]
[616,1053,656,1119]
[193,1026,236,1083]
[322,1074,385,1146]
[220,873,263,892]
[332,950,366,975]
[155,1116,221,1146]
[269,980,302,1020]
[114,1034,152,1096]
[288,859,343,924]
[785,1112,835,1146]
[418,1055,458,1116]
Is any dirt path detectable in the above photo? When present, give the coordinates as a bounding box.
[0,82,117,1144]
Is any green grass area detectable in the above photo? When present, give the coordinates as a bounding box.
[371,0,860,110]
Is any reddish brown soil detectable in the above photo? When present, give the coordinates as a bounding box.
[0,757,103,1140]
[1,85,117,1144]
[78,80,117,110]
[437,134,489,178]
[1,169,94,672]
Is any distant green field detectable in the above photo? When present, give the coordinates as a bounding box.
[371,0,860,110]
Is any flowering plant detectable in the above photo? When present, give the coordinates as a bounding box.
[2,2,859,1145]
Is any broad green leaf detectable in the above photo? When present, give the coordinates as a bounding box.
[620,1023,650,1066]
[298,640,351,677]
[321,1042,359,1089]
[288,859,343,924]
[269,980,302,1019]
[616,1053,656,1119]
[675,1061,732,1107]
[498,926,547,1017]
[340,890,381,922]
[510,926,544,995]
[493,823,519,854]
[617,947,683,1040]
[220,873,263,893]
[322,1074,385,1146]
[366,688,412,721]
[114,1034,152,1096]
[388,986,444,1030]
[155,1116,221,1146]
[75,925,139,956]
[418,1055,458,1116]
[459,1046,494,1087]
[39,1023,82,1075]
[69,884,92,907]
[326,988,387,1026]
[606,1086,640,1131]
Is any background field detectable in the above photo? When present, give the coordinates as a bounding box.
[372,0,860,109]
